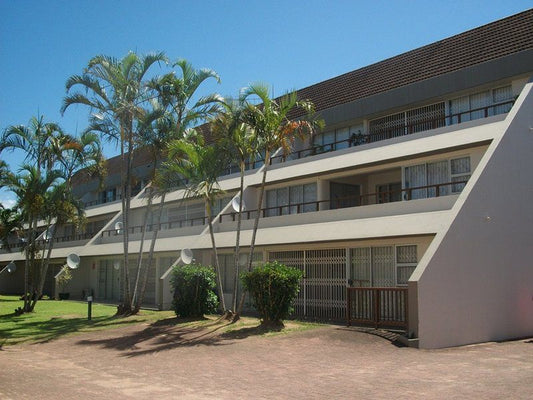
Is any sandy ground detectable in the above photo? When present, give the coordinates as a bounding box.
[1,321,532,400]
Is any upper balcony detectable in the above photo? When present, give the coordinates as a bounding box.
[218,86,515,179]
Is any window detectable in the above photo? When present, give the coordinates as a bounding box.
[396,245,417,285]
[403,156,471,199]
[449,85,513,124]
[450,157,471,193]
[167,201,205,226]
[266,183,317,217]
[350,245,417,287]
[369,102,445,140]
[376,182,402,204]
[313,124,364,152]
[98,188,117,204]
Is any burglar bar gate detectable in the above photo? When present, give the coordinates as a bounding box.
[346,287,408,330]
[269,249,346,321]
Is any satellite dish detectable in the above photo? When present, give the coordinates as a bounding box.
[66,253,80,269]
[114,221,123,234]
[43,226,54,241]
[231,196,247,212]
[6,262,16,273]
[238,253,248,266]
[113,260,121,270]
[181,248,193,265]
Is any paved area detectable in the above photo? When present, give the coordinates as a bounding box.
[0,321,532,399]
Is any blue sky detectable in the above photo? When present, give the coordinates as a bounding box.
[0,0,530,206]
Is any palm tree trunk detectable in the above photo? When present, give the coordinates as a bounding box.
[237,151,269,314]
[231,162,245,312]
[22,217,33,312]
[119,126,133,314]
[131,187,154,307]
[135,192,166,312]
[207,201,226,312]
[31,222,55,311]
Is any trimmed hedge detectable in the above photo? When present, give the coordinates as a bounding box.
[241,261,302,325]
[170,264,219,318]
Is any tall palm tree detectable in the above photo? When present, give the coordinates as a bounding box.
[3,165,62,312]
[1,117,68,312]
[130,60,222,312]
[163,130,230,313]
[61,51,167,314]
[210,97,257,312]
[236,84,322,313]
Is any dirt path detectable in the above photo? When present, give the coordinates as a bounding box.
[1,321,532,399]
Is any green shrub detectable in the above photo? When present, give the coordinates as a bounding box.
[170,264,219,318]
[241,261,303,325]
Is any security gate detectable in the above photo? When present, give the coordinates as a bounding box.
[269,249,346,321]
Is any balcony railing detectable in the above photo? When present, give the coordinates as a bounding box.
[83,187,144,208]
[35,232,96,246]
[100,217,209,238]
[218,180,467,222]
[241,100,514,168]
[97,180,466,238]
[1,232,96,251]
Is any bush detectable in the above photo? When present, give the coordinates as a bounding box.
[241,261,303,326]
[170,264,219,318]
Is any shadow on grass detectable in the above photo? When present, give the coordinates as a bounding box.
[75,317,285,358]
[0,314,146,346]
[0,297,21,302]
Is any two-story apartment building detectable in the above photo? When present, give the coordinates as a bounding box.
[1,9,533,348]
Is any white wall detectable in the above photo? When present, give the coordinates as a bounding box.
[411,80,533,348]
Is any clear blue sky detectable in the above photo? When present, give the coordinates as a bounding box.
[0,0,531,206]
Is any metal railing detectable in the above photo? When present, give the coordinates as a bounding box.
[236,100,514,169]
[1,231,95,251]
[100,217,209,238]
[347,287,408,330]
[218,180,467,222]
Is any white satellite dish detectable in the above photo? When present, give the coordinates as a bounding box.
[113,260,121,270]
[181,248,193,265]
[114,221,123,234]
[6,262,16,273]
[66,253,80,269]
[238,253,248,266]
[43,226,55,240]
[231,196,247,212]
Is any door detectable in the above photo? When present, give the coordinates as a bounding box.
[330,182,360,209]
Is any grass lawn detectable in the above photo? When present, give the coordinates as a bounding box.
[0,295,321,347]
[0,295,174,346]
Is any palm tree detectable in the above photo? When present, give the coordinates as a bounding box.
[3,165,62,312]
[32,183,85,310]
[61,51,167,314]
[130,60,222,312]
[236,84,322,313]
[0,116,64,173]
[210,97,257,312]
[163,130,231,313]
[0,204,22,251]
[0,117,68,312]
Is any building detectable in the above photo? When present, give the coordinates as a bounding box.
[1,9,533,348]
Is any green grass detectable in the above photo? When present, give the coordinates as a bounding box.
[0,295,174,346]
[0,295,323,347]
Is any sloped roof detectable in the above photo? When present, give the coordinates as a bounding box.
[293,9,533,113]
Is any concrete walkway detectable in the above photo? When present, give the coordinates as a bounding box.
[1,322,532,399]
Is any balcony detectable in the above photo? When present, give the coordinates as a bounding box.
[219,100,513,175]
[99,217,208,244]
